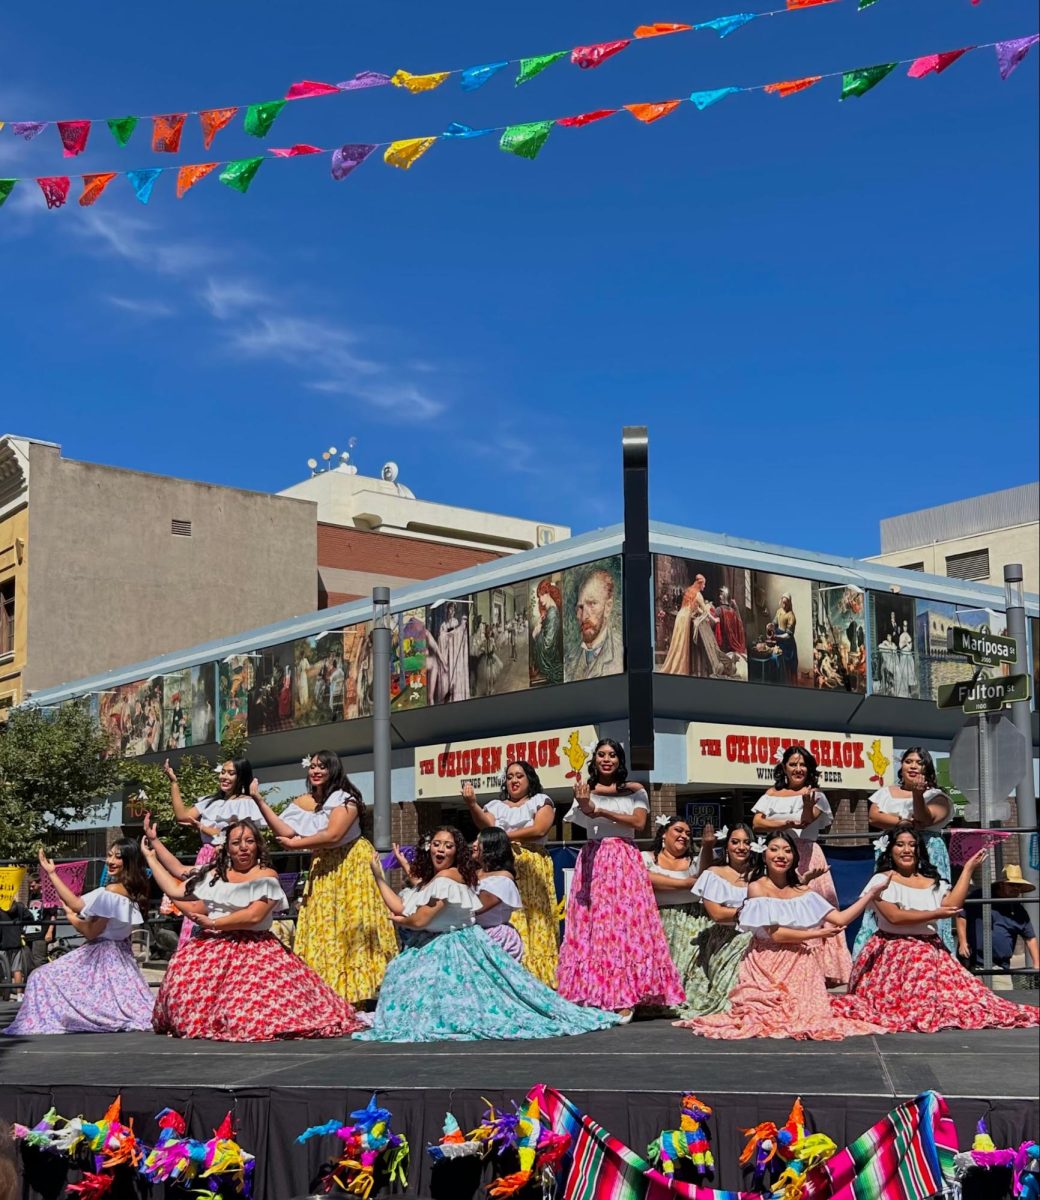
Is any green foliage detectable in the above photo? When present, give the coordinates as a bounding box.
[0,704,119,861]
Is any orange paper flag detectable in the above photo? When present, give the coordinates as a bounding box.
[176,162,218,198]
[199,107,238,150]
[787,0,839,8]
[624,100,683,123]
[634,22,692,37]
[79,172,117,207]
[764,75,823,97]
[152,113,186,153]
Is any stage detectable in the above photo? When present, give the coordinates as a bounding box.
[1,1010,1038,1200]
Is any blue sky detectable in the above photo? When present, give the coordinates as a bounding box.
[1,1,1036,558]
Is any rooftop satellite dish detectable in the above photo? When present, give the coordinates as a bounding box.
[347,436,358,449]
[381,461,399,483]
[328,446,338,456]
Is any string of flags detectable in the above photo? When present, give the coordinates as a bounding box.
[0,0,994,158]
[0,35,1035,212]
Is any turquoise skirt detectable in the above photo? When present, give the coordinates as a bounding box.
[355,925,618,1043]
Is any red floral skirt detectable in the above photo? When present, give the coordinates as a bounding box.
[153,930,364,1041]
[833,933,1040,1034]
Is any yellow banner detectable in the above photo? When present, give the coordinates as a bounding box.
[0,866,27,908]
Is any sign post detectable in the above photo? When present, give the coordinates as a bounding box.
[371,586,392,852]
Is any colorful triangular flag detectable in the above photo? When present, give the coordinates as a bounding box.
[338,71,392,90]
[625,100,683,123]
[500,120,554,159]
[634,22,692,37]
[516,52,567,85]
[176,163,218,197]
[556,109,618,127]
[219,157,264,193]
[384,137,436,169]
[37,177,71,209]
[840,62,898,99]
[461,61,508,91]
[690,87,741,109]
[107,116,138,146]
[128,168,162,204]
[199,107,238,149]
[907,48,971,78]
[391,69,450,93]
[442,122,494,138]
[152,113,186,153]
[764,75,823,97]
[695,13,756,38]
[0,180,17,208]
[10,121,47,141]
[996,35,1038,80]
[330,143,376,180]
[244,100,286,138]
[285,79,341,100]
[788,0,839,8]
[79,172,118,207]
[57,120,91,157]
[571,40,630,69]
[269,144,323,157]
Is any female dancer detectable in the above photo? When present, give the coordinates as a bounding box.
[557,739,685,1020]
[147,818,362,1041]
[679,831,886,1041]
[834,825,1039,1032]
[359,827,617,1042]
[641,816,709,1004]
[463,760,558,986]
[473,828,524,962]
[674,822,755,1018]
[854,748,954,955]
[250,750,396,1004]
[751,745,851,985]
[5,842,153,1036]
[165,757,263,947]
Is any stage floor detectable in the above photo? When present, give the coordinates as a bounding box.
[2,1011,1038,1100]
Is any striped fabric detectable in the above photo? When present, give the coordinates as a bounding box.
[532,1087,955,1200]
[801,1092,957,1200]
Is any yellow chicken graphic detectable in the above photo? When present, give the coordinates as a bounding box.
[868,739,890,785]
[564,730,590,782]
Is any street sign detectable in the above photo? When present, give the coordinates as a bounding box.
[946,625,1018,667]
[949,715,1025,817]
[937,673,1031,714]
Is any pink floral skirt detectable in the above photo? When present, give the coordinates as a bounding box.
[678,936,884,1041]
[557,838,685,1010]
[798,839,851,986]
[833,933,1040,1034]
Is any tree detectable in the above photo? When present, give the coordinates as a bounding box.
[0,704,119,860]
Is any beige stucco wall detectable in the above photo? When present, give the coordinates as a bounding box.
[868,522,1039,596]
[24,445,318,693]
[0,504,29,714]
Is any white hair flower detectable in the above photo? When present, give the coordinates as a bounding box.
[875,834,890,855]
[715,825,729,841]
[772,748,784,763]
[749,837,768,854]
[301,756,312,770]
[655,814,672,828]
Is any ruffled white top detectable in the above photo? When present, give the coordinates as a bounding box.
[564,787,649,842]
[194,795,264,845]
[484,794,554,846]
[192,875,288,931]
[691,870,749,909]
[475,874,523,928]
[738,890,834,938]
[752,791,832,842]
[641,852,698,907]
[869,787,951,831]
[79,887,145,941]
[401,876,481,933]
[279,789,360,848]
[863,873,951,937]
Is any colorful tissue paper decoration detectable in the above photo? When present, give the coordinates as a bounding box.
[427,1112,486,1161]
[953,1118,1040,1200]
[647,1094,715,1178]
[297,1093,409,1198]
[140,1109,255,1196]
[740,1098,812,1190]
[485,1093,570,1198]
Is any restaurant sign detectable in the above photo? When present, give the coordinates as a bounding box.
[686,722,894,790]
[415,725,599,799]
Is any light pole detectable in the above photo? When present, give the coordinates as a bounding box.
[371,586,392,852]
[1003,564,1038,932]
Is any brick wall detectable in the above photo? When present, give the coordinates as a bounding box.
[317,524,502,576]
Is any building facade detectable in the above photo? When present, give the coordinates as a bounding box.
[868,483,1039,594]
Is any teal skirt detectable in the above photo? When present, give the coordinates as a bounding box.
[355,926,618,1043]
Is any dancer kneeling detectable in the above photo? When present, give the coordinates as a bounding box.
[147,818,362,1041]
[473,828,525,962]
[4,842,153,1036]
[358,826,618,1042]
[834,825,1040,1033]
[679,831,886,1041]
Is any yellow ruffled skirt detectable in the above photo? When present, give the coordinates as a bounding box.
[294,836,397,1003]
[510,845,560,988]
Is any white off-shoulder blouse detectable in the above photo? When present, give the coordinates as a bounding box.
[691,869,749,910]
[641,852,698,907]
[752,791,833,842]
[862,873,952,937]
[279,789,360,848]
[475,874,523,928]
[564,788,650,842]
[192,875,288,931]
[194,795,264,845]
[737,890,834,938]
[401,876,481,933]
[484,794,554,846]
[79,887,145,941]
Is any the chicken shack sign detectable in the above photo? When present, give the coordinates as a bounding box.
[415,726,599,798]
[686,722,894,790]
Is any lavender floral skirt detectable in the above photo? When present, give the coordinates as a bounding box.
[482,923,524,962]
[4,937,154,1036]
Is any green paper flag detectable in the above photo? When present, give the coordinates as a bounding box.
[841,62,898,99]
[243,100,287,138]
[219,157,264,193]
[107,115,138,146]
[857,0,880,9]
[0,179,16,208]
[500,120,554,160]
[516,51,567,86]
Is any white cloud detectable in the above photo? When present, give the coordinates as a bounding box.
[199,277,271,318]
[307,378,445,419]
[106,295,176,318]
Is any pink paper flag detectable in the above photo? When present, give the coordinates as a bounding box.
[40,860,89,905]
[269,144,323,156]
[907,48,971,78]
[571,39,630,69]
[36,176,72,209]
[285,79,341,100]
[57,119,91,157]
